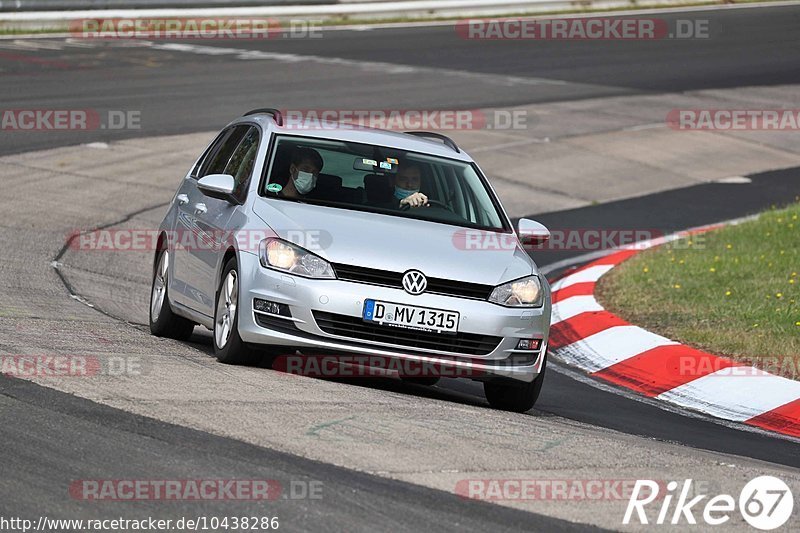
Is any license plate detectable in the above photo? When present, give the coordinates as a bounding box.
[363,299,459,334]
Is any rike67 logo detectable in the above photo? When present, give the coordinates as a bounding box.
[624,476,794,530]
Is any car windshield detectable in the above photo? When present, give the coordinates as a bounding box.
[261,135,508,231]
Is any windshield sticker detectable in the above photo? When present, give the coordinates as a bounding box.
[379,161,392,170]
[386,157,399,164]
[266,183,283,193]
[362,158,378,167]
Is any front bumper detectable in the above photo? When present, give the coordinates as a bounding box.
[236,251,550,382]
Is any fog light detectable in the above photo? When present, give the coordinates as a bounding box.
[516,338,542,351]
[253,298,291,317]
[508,352,539,366]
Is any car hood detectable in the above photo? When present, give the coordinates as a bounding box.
[252,199,536,285]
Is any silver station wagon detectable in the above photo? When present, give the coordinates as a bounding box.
[150,109,552,411]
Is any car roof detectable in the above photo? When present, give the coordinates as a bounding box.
[231,112,475,163]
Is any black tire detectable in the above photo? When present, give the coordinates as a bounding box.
[213,257,259,365]
[484,356,546,413]
[149,248,195,341]
[400,376,440,387]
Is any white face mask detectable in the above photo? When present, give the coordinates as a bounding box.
[293,170,317,195]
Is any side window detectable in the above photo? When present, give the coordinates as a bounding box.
[199,125,250,178]
[224,126,260,201]
[191,131,227,178]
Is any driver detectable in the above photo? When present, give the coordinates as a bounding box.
[280,147,324,199]
[392,161,429,209]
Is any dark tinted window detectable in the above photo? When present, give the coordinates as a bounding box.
[199,125,250,178]
[224,126,260,201]
[191,131,227,178]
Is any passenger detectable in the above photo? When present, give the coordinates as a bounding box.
[280,147,324,199]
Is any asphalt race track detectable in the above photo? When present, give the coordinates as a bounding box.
[2,5,800,156]
[1,4,799,531]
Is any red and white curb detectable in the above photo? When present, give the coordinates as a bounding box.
[547,225,800,438]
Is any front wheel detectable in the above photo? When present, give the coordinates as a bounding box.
[214,257,259,365]
[484,356,546,413]
[149,248,195,340]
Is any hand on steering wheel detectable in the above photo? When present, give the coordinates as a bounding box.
[399,193,453,212]
[399,192,428,209]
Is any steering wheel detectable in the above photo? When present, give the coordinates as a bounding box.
[426,199,454,211]
[400,199,453,212]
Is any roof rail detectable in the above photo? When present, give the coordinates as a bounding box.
[403,131,460,153]
[244,108,283,126]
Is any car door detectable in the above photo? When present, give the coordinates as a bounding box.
[184,125,260,318]
[173,126,250,316]
[170,129,229,309]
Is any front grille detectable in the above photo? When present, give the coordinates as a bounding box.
[332,263,493,300]
[313,311,502,356]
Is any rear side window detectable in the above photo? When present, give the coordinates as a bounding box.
[224,126,260,201]
[197,125,251,178]
[191,131,226,178]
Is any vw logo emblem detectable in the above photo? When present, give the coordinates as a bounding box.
[402,270,427,295]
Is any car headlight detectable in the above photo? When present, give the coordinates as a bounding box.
[258,238,335,279]
[489,275,544,307]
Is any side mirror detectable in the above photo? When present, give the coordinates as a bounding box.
[517,218,550,246]
[197,174,238,203]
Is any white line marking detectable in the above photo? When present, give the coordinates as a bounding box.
[714,176,752,184]
[657,369,800,422]
[62,38,102,48]
[550,263,613,292]
[0,39,64,50]
[551,294,602,324]
[622,122,664,132]
[145,41,566,86]
[556,325,676,373]
[470,137,550,154]
[0,40,44,50]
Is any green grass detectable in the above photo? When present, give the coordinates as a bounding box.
[596,201,800,376]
